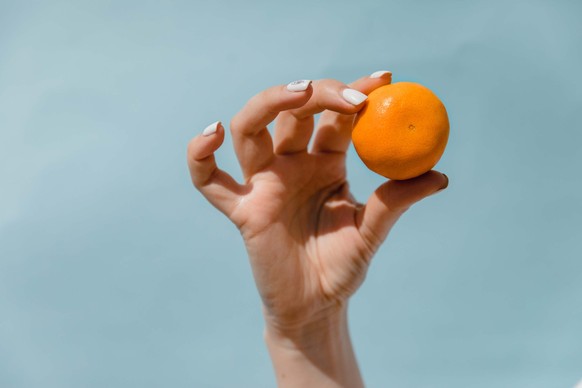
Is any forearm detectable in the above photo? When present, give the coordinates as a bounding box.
[264,304,364,388]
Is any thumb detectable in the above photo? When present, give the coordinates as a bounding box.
[356,171,448,248]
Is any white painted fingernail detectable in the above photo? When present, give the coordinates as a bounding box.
[202,121,219,136]
[286,79,311,92]
[370,70,392,78]
[342,88,368,105]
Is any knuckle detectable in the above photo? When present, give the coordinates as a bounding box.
[359,224,381,258]
[229,115,240,133]
[257,86,281,113]
[191,177,203,190]
[190,166,213,189]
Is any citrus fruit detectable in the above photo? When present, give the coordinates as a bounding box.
[352,82,449,180]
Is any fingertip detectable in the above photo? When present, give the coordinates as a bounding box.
[244,83,312,118]
[201,121,218,136]
[341,88,368,107]
[440,173,449,190]
[418,170,448,191]
[405,171,448,200]
[279,79,313,97]
[369,70,392,79]
[413,170,449,198]
[286,79,312,93]
[374,170,448,210]
[348,70,393,96]
[328,85,367,115]
[288,82,314,105]
[187,121,225,162]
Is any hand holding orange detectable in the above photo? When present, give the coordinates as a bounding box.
[352,82,449,180]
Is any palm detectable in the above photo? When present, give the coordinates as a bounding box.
[232,153,375,325]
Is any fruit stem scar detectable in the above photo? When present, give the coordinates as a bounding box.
[408,124,416,130]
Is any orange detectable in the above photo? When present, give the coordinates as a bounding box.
[352,82,449,180]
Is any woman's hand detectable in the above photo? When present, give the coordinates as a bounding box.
[187,73,448,387]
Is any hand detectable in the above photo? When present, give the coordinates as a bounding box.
[187,73,448,387]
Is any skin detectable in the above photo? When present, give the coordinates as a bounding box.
[186,73,448,387]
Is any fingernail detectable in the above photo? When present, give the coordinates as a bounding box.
[342,88,368,105]
[286,79,312,92]
[370,70,392,78]
[202,121,220,136]
[441,174,449,189]
[430,174,449,196]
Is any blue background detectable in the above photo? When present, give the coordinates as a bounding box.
[1,1,581,387]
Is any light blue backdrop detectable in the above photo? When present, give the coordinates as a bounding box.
[1,1,581,387]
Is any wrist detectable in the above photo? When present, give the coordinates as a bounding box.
[263,302,364,388]
[263,302,348,349]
